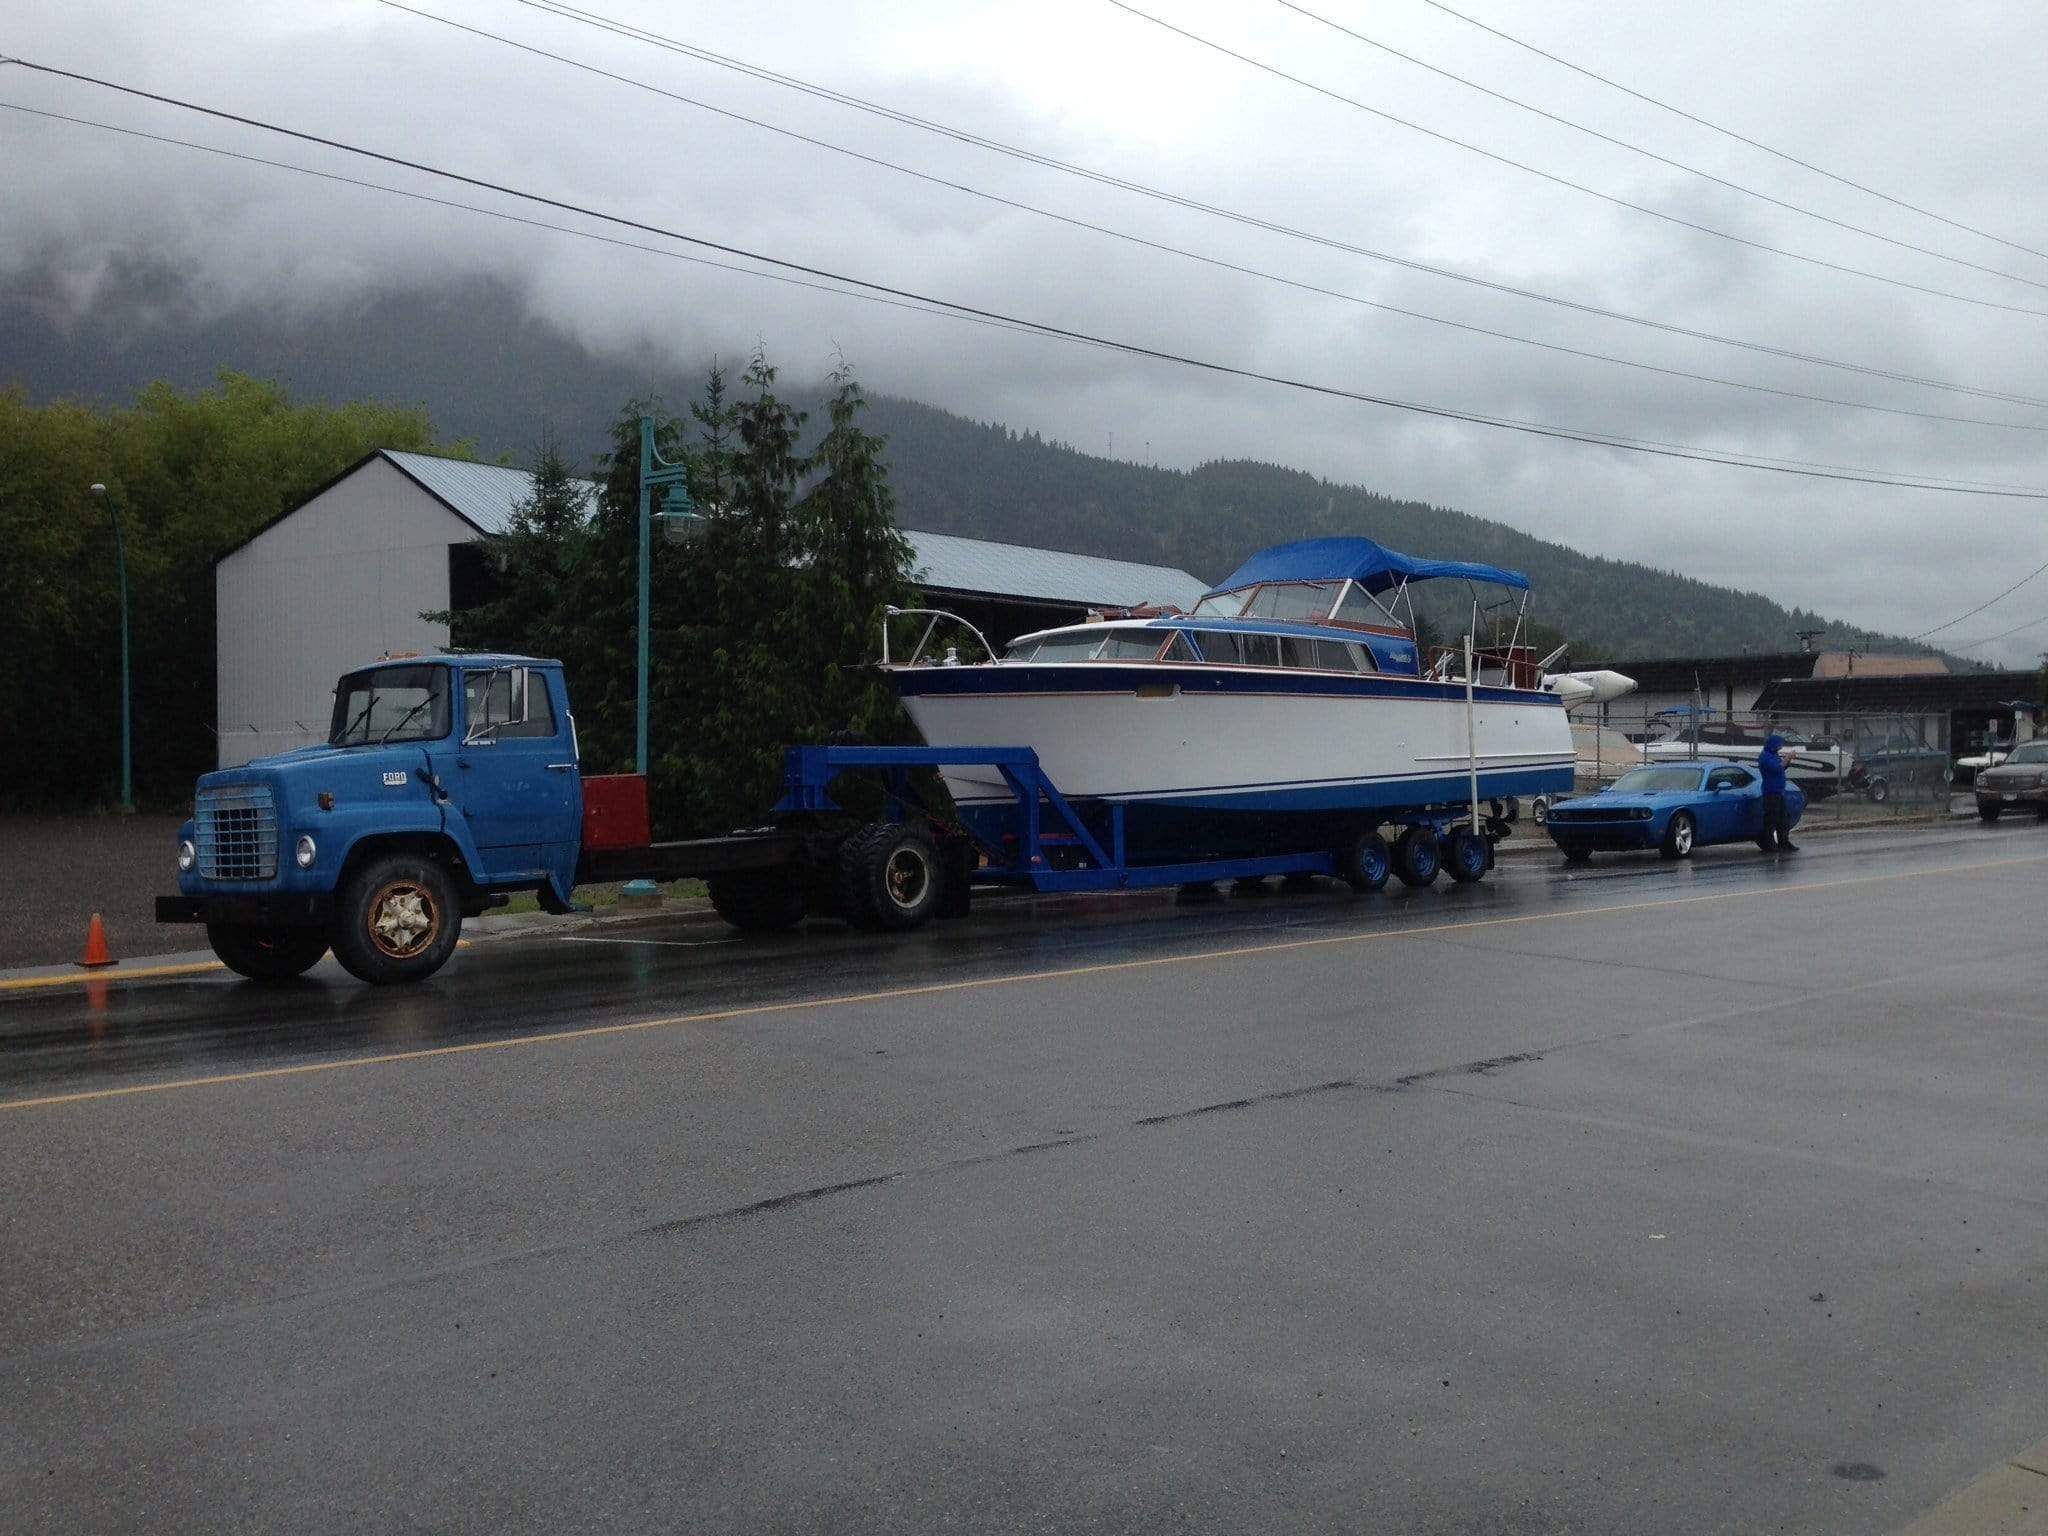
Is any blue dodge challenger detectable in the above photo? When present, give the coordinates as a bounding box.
[1542,760,1806,863]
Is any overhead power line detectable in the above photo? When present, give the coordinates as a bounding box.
[1273,0,2048,295]
[1415,0,2048,268]
[7,58,2047,501]
[367,1,2044,437]
[1103,0,2048,320]
[495,0,2048,413]
[1947,609,2048,652]
[1908,552,2048,641]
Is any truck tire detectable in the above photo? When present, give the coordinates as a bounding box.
[1338,829,1391,892]
[330,854,463,984]
[1442,826,1488,883]
[206,924,329,981]
[1393,827,1441,888]
[1978,801,2002,822]
[706,869,807,932]
[836,822,939,932]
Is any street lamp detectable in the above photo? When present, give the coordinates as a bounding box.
[635,414,705,776]
[89,482,134,814]
[625,418,704,902]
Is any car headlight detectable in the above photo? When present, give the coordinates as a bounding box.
[1631,807,1655,820]
[295,834,318,869]
[177,838,197,873]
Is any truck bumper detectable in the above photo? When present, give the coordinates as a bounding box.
[156,894,331,928]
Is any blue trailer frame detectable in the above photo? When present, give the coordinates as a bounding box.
[774,744,1489,894]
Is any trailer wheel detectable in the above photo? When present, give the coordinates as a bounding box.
[836,822,940,932]
[1338,829,1391,892]
[1393,827,1441,887]
[1443,827,1488,883]
[1562,846,1593,866]
[330,854,462,984]
[706,869,807,932]
[1863,775,1891,804]
[206,924,328,981]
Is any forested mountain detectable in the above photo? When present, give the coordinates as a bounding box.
[2,268,1920,660]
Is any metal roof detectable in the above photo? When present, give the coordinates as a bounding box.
[381,452,1208,609]
[382,451,593,534]
[906,529,1208,610]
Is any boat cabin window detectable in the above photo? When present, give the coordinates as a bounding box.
[1189,592,1247,618]
[1160,633,1200,663]
[1013,632,1107,663]
[1186,630,1371,671]
[1239,582,1341,622]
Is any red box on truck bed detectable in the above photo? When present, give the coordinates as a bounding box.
[581,774,651,851]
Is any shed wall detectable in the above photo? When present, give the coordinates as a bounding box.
[215,458,475,767]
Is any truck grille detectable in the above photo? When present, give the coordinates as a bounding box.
[196,785,279,880]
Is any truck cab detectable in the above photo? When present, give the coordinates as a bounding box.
[159,654,583,983]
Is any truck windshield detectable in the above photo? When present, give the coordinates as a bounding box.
[329,664,451,746]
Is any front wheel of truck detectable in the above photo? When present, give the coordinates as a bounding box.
[206,925,329,981]
[331,855,462,984]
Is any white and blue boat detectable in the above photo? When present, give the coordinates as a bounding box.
[885,537,1577,863]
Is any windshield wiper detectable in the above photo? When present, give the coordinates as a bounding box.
[337,695,377,746]
[378,698,433,745]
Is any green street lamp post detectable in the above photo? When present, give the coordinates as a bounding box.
[627,416,705,899]
[90,482,134,814]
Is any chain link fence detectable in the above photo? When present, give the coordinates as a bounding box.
[1560,705,1971,823]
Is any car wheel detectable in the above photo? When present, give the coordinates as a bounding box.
[1660,811,1696,860]
[206,924,328,981]
[1978,802,2002,823]
[1337,829,1391,892]
[330,855,462,984]
[1393,827,1441,887]
[1562,847,1592,866]
[1864,776,1890,804]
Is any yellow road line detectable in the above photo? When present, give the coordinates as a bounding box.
[0,938,478,994]
[3,850,2043,1115]
[0,961,224,992]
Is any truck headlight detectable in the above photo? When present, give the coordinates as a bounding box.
[178,838,197,873]
[295,834,318,869]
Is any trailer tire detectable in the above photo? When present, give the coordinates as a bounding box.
[330,854,462,984]
[706,869,807,932]
[206,924,329,981]
[1393,827,1441,888]
[1443,827,1488,883]
[836,822,940,932]
[1339,829,1391,892]
[1562,846,1593,866]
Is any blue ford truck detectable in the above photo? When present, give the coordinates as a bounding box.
[157,653,859,984]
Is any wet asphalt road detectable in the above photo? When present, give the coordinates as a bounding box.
[3,822,2047,1534]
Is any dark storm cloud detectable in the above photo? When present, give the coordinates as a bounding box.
[4,0,2046,657]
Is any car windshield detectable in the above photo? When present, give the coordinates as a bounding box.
[2004,741,2048,764]
[1609,765,1705,794]
[329,664,451,746]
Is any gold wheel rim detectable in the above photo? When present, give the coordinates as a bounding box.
[367,880,441,959]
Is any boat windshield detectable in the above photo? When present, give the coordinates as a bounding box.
[1609,765,1705,794]
[1191,583,1333,621]
[1005,628,1166,662]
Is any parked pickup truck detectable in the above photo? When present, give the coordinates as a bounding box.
[157,652,900,985]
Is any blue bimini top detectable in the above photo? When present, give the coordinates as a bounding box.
[1208,537,1530,597]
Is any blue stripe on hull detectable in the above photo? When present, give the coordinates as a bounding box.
[892,663,1560,710]
[956,765,1571,864]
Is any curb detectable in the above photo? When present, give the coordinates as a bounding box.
[1891,1434,2048,1534]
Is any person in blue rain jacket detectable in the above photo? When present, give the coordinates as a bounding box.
[1758,734,1798,852]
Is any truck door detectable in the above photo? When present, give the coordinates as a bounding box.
[450,666,581,882]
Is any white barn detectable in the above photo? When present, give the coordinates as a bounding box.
[214,450,1210,767]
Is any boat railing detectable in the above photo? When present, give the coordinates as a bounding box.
[880,606,1004,668]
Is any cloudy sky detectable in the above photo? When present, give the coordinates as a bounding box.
[6,0,2048,661]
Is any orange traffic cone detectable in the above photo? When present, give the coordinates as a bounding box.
[77,913,115,969]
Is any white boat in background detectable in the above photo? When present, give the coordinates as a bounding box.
[1640,716,1854,797]
[883,537,1577,862]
